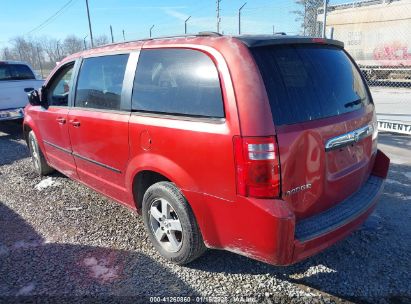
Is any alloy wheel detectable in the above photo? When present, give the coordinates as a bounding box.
[149,198,183,253]
[29,136,40,171]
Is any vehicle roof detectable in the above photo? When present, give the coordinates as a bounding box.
[62,33,344,63]
[0,60,31,65]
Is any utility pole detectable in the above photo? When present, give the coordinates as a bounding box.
[110,25,114,43]
[322,0,329,38]
[56,40,61,61]
[85,0,94,47]
[238,2,246,35]
[83,35,88,50]
[216,0,222,33]
[184,16,191,34]
[150,25,155,38]
[122,29,125,41]
[36,46,44,79]
[272,25,275,35]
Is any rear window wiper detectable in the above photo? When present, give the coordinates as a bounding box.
[344,99,362,108]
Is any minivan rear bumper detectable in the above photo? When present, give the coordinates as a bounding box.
[290,149,389,264]
[189,149,389,266]
[292,174,384,264]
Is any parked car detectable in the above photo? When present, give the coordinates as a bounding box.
[23,33,390,265]
[0,61,43,122]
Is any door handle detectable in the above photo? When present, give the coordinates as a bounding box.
[69,119,80,127]
[56,117,66,124]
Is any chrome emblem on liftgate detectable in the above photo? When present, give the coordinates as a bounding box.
[285,183,312,196]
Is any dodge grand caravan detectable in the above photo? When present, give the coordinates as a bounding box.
[24,33,390,265]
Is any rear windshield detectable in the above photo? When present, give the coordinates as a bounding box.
[251,45,370,126]
[0,64,35,81]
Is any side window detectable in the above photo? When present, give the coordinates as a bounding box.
[132,49,224,118]
[47,63,74,107]
[75,54,129,111]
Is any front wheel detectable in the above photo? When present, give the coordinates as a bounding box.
[142,182,206,265]
[28,131,54,176]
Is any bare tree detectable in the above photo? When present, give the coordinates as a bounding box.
[94,35,109,47]
[10,37,35,63]
[1,47,17,60]
[1,33,112,76]
[8,37,44,73]
[62,35,83,56]
[293,0,323,36]
[41,37,61,66]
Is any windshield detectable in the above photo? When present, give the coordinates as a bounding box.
[251,45,370,126]
[0,64,35,81]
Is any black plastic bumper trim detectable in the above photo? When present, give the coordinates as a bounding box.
[295,175,384,242]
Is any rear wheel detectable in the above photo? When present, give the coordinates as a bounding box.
[28,131,54,176]
[142,182,206,265]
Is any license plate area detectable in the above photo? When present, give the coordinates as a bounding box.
[0,109,23,119]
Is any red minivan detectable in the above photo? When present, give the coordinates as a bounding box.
[24,33,390,265]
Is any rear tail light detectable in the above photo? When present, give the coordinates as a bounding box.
[233,136,280,198]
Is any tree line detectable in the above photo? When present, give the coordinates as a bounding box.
[1,34,110,77]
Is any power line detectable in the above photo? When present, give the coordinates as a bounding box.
[25,0,77,36]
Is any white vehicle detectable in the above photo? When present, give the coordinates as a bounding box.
[0,61,44,121]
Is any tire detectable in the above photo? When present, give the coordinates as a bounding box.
[12,118,24,125]
[142,182,206,265]
[28,130,54,176]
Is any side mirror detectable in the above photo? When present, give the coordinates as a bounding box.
[28,89,41,106]
[28,86,48,108]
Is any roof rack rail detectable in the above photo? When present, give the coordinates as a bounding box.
[197,31,223,37]
[143,34,195,41]
[90,32,224,49]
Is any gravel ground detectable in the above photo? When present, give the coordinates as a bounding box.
[0,121,410,303]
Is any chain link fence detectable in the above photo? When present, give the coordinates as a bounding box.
[315,0,411,89]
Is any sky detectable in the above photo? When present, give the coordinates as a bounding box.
[0,0,350,47]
